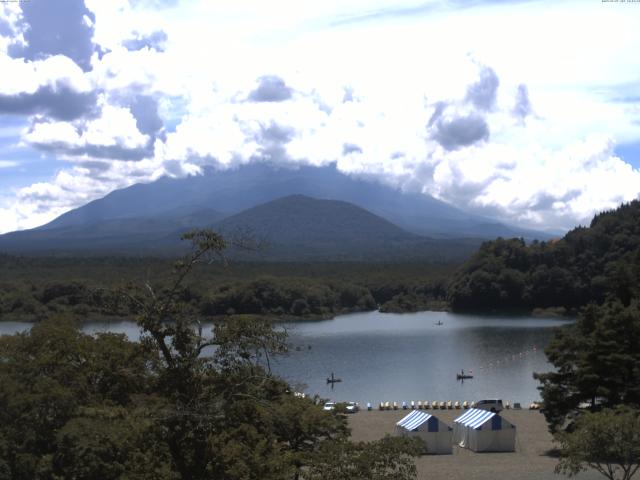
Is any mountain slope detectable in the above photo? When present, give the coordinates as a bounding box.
[35,163,551,240]
[0,209,223,254]
[209,195,480,261]
[0,194,481,260]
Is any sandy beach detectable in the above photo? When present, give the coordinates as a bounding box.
[348,408,602,480]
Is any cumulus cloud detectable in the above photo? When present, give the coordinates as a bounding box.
[465,65,499,111]
[430,112,490,150]
[122,30,167,51]
[8,0,97,72]
[0,83,97,121]
[126,94,165,138]
[252,122,295,164]
[247,75,293,102]
[24,104,150,161]
[2,0,640,236]
[342,143,363,155]
[513,84,532,121]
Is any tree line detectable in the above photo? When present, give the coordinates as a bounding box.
[0,256,454,322]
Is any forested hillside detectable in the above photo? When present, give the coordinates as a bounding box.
[448,200,640,312]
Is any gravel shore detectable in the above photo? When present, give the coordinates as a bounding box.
[348,409,602,480]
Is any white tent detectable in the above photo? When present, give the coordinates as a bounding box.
[395,410,453,454]
[453,408,516,452]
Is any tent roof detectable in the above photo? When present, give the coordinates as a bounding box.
[396,410,434,431]
[454,409,498,429]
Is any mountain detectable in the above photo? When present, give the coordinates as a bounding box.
[209,195,480,261]
[0,194,481,260]
[35,162,550,239]
[0,162,552,258]
[0,208,223,255]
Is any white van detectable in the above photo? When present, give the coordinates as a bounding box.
[475,399,503,412]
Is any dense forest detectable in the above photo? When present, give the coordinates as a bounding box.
[0,255,454,322]
[0,231,423,479]
[4,201,640,322]
[448,200,640,313]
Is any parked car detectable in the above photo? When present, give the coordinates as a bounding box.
[323,402,336,411]
[475,399,503,412]
[345,401,359,413]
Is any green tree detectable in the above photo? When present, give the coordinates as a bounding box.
[535,301,640,432]
[121,230,421,479]
[555,407,640,480]
[0,230,422,479]
[303,435,424,480]
[0,316,159,480]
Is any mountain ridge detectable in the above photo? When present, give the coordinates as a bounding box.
[0,163,553,259]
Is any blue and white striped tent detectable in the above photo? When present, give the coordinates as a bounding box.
[453,408,516,452]
[395,410,452,454]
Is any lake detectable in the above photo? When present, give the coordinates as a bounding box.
[0,311,570,407]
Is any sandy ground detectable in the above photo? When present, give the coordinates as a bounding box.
[348,408,602,480]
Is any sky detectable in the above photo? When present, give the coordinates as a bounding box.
[0,0,639,234]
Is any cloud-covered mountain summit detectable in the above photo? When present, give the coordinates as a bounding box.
[0,163,551,258]
[1,0,639,236]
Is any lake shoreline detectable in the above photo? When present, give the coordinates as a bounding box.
[0,304,575,324]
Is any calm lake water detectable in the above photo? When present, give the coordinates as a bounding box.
[0,311,570,406]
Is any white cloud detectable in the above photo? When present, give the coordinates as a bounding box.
[1,0,640,234]
[0,53,91,96]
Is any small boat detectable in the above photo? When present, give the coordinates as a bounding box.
[435,320,443,326]
[457,374,474,380]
